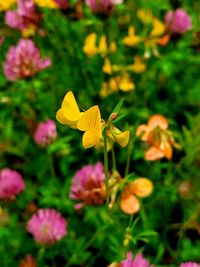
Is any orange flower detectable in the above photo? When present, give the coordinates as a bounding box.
[136,114,175,160]
[120,178,153,214]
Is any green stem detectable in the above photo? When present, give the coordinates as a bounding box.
[111,146,117,171]
[103,130,109,208]
[124,132,133,177]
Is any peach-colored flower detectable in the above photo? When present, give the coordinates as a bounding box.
[136,114,175,161]
[120,178,153,214]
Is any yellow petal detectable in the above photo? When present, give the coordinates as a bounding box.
[119,74,135,92]
[77,105,102,137]
[0,0,16,10]
[128,178,154,198]
[34,0,57,8]
[56,109,78,129]
[61,91,81,121]
[82,129,101,148]
[123,26,142,47]
[109,41,117,53]
[150,18,165,37]
[99,35,107,57]
[137,9,153,24]
[128,56,146,73]
[83,33,98,57]
[102,58,113,74]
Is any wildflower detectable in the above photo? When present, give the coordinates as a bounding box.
[144,18,169,58]
[123,26,142,47]
[69,162,106,209]
[103,58,113,74]
[34,119,57,147]
[137,9,153,24]
[180,263,200,267]
[34,0,57,8]
[0,0,16,11]
[165,8,192,34]
[19,255,37,267]
[83,33,99,57]
[85,0,123,15]
[56,91,102,148]
[121,251,154,267]
[3,39,51,81]
[136,114,176,161]
[77,105,102,148]
[56,91,82,129]
[27,209,67,244]
[127,56,146,74]
[0,168,25,200]
[120,178,153,214]
[54,0,68,9]
[5,0,41,36]
[83,33,117,58]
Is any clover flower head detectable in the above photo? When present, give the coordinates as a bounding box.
[3,39,51,81]
[0,168,25,200]
[5,0,41,33]
[85,0,123,14]
[180,263,200,267]
[165,8,192,34]
[69,162,106,208]
[121,251,154,267]
[27,209,67,244]
[34,119,57,147]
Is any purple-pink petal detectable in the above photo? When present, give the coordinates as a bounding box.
[27,208,67,244]
[0,168,25,200]
[3,39,51,81]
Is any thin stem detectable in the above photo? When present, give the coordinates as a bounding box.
[103,130,109,208]
[124,132,133,177]
[111,146,117,171]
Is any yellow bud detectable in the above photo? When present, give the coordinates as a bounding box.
[111,126,130,147]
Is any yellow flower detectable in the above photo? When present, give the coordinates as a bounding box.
[137,9,153,24]
[150,18,166,37]
[127,56,146,73]
[123,26,142,47]
[34,0,57,8]
[56,91,82,129]
[117,73,135,92]
[0,0,16,11]
[99,35,107,57]
[83,33,99,57]
[83,33,117,58]
[102,58,113,74]
[109,41,117,54]
[77,105,102,149]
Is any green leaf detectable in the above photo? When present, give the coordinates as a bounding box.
[110,97,124,117]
